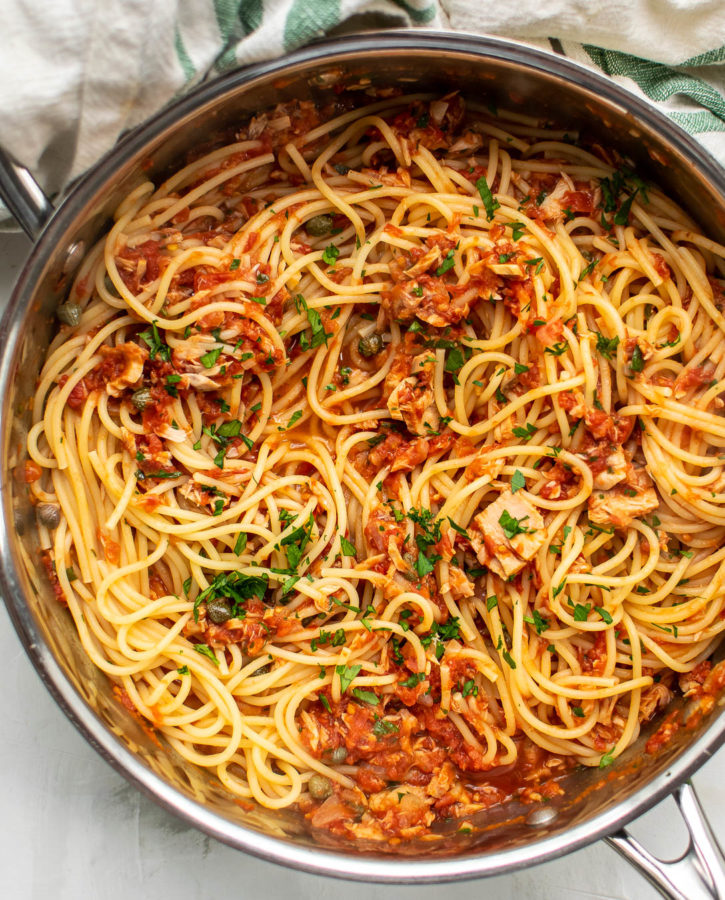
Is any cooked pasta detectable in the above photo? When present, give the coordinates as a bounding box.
[25,91,725,840]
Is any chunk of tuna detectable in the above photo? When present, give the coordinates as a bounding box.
[101,343,147,397]
[446,564,474,600]
[387,353,439,435]
[592,445,628,491]
[588,467,658,529]
[469,490,546,579]
[638,683,673,723]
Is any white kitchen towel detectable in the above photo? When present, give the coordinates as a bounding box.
[0,0,723,222]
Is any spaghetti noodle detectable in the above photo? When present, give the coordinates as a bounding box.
[26,91,725,840]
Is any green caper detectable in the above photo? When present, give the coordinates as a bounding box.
[308,774,333,800]
[329,746,347,765]
[401,551,418,581]
[358,332,384,358]
[131,388,153,411]
[206,597,232,624]
[103,274,120,298]
[57,303,82,327]
[36,503,61,529]
[305,214,334,237]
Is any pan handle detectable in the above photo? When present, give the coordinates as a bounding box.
[0,148,54,240]
[606,781,725,900]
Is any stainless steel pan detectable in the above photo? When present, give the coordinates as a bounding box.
[2,31,725,899]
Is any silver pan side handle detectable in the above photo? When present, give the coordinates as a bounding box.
[607,781,725,900]
[0,148,53,240]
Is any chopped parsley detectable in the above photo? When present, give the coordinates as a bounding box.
[340,536,357,557]
[372,716,399,737]
[595,332,620,359]
[202,418,250,467]
[444,346,466,375]
[322,244,339,266]
[279,512,314,570]
[135,470,181,481]
[510,222,526,241]
[165,373,182,398]
[436,249,456,276]
[415,552,435,577]
[406,506,442,578]
[526,609,549,634]
[512,422,537,441]
[595,605,613,624]
[614,189,638,226]
[336,663,362,694]
[544,341,569,356]
[475,176,500,220]
[461,679,478,697]
[578,260,596,281]
[420,617,461,659]
[447,518,470,538]
[310,628,346,652]
[193,571,268,622]
[499,510,533,540]
[573,603,591,622]
[511,470,526,493]
[400,672,425,689]
[295,294,332,350]
[352,688,379,705]
[139,320,171,362]
[200,346,222,368]
[193,644,219,666]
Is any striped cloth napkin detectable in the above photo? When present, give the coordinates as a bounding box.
[0,0,723,221]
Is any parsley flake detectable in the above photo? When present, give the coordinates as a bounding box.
[475,176,500,220]
[193,644,219,666]
[322,245,339,266]
[511,470,526,493]
[336,664,362,694]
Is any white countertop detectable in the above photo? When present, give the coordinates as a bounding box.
[1,229,724,900]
